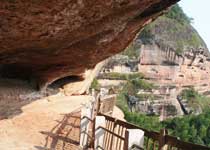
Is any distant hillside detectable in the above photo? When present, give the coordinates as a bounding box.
[123,4,209,58]
[138,4,208,55]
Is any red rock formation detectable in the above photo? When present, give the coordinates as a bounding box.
[0,0,179,89]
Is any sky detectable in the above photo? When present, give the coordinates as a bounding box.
[179,0,210,50]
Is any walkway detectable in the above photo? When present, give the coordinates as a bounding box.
[0,94,92,150]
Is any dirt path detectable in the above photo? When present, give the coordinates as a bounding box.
[0,94,93,150]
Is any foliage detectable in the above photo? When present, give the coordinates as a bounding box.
[175,40,184,55]
[138,25,154,44]
[116,73,154,97]
[181,88,210,111]
[116,84,210,147]
[163,111,210,147]
[181,88,198,100]
[98,72,144,80]
[122,41,141,59]
[116,92,162,131]
[117,92,210,147]
[90,78,100,90]
[165,105,177,116]
[187,32,203,49]
[165,4,192,25]
[136,93,157,101]
[138,4,206,55]
[129,79,154,91]
[125,110,162,131]
[116,73,155,111]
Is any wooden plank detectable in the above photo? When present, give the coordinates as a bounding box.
[96,126,125,140]
[104,120,110,149]
[110,120,117,149]
[109,122,115,149]
[119,126,124,150]
[107,121,113,149]
[124,130,129,150]
[158,129,167,150]
[103,120,108,149]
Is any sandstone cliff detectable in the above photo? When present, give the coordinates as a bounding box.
[96,4,210,117]
[0,0,181,119]
[0,0,179,90]
[137,5,210,115]
[138,4,210,96]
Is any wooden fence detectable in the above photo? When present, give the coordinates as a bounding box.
[80,93,210,150]
[97,113,210,150]
[80,94,117,149]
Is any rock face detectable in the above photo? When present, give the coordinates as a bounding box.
[94,4,210,118]
[0,0,179,89]
[135,4,210,116]
[139,44,210,115]
[139,44,210,91]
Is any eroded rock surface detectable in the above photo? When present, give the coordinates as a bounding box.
[0,0,179,89]
[139,44,210,115]
[139,44,210,92]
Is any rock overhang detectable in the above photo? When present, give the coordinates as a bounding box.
[0,0,180,90]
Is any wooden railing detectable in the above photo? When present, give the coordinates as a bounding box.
[95,125,129,150]
[80,93,210,150]
[97,113,210,150]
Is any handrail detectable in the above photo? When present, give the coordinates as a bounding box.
[98,113,210,150]
[81,116,93,122]
[165,135,210,150]
[98,112,160,141]
[96,126,125,140]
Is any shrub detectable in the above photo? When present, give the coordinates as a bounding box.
[90,78,100,90]
[181,87,198,100]
[165,4,192,25]
[98,72,144,80]
[180,88,210,111]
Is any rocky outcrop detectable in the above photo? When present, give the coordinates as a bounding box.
[136,4,210,116]
[0,0,179,89]
[139,44,210,89]
[138,44,210,116]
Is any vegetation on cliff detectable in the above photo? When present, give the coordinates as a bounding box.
[92,4,210,147]
[124,4,208,57]
[139,4,208,55]
[164,111,210,147]
[97,72,144,80]
[90,78,100,90]
[181,88,210,112]
[115,77,210,146]
[117,93,210,147]
[114,73,154,99]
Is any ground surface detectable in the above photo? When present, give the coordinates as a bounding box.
[0,91,125,150]
[0,94,93,150]
[112,106,125,121]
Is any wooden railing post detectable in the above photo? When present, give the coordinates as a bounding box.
[90,118,95,149]
[110,119,117,149]
[124,130,129,150]
[158,129,168,150]
[96,96,101,115]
